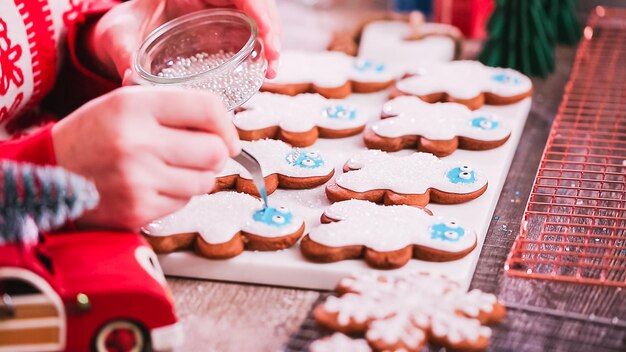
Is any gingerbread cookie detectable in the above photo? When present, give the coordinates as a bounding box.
[358,18,461,65]
[234,93,368,147]
[262,50,401,98]
[326,150,488,207]
[300,200,477,268]
[313,271,506,351]
[364,96,511,156]
[143,192,305,259]
[309,333,371,352]
[392,60,533,110]
[215,139,334,197]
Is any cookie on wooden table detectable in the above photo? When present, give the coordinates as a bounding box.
[308,333,371,352]
[391,60,533,110]
[312,271,506,351]
[326,150,488,207]
[215,139,334,197]
[143,192,305,259]
[300,199,477,268]
[234,92,368,147]
[364,96,511,156]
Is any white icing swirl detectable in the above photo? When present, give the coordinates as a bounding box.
[338,150,487,195]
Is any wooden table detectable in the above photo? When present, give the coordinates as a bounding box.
[166,2,626,351]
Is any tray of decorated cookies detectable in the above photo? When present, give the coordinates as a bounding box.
[143,18,533,290]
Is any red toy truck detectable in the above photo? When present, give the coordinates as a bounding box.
[0,230,183,352]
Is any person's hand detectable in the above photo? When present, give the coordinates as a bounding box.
[52,86,241,231]
[89,0,281,82]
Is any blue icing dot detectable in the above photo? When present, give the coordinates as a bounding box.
[491,72,521,85]
[471,116,499,130]
[446,166,476,184]
[253,206,293,227]
[430,222,465,242]
[323,105,357,120]
[285,149,325,169]
[354,59,386,73]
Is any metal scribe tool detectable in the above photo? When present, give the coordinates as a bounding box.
[232,150,268,208]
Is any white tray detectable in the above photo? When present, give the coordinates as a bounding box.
[159,91,532,290]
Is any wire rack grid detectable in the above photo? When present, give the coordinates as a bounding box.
[505,6,626,287]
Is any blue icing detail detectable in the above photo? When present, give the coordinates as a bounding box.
[471,116,499,130]
[253,206,293,227]
[446,166,476,184]
[354,59,386,73]
[430,222,465,242]
[285,149,325,169]
[323,105,357,120]
[491,72,521,85]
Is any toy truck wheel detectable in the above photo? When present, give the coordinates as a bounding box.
[93,320,151,352]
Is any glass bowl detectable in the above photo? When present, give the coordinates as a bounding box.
[133,9,267,111]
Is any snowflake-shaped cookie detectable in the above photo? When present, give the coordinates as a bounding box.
[233,93,369,147]
[364,96,511,156]
[392,60,532,110]
[215,139,335,197]
[143,192,305,259]
[309,333,372,352]
[326,150,488,207]
[313,271,506,351]
[301,199,477,268]
[262,50,404,98]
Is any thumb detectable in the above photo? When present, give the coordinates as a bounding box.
[122,69,138,86]
[97,0,166,80]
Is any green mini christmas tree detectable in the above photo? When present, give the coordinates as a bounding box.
[479,0,555,77]
[0,161,99,244]
[544,0,581,45]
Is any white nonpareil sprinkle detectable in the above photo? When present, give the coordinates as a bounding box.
[155,50,266,110]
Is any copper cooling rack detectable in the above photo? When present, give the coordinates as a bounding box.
[505,6,626,287]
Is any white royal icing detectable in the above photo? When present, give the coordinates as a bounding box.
[338,150,487,195]
[309,333,372,352]
[373,96,511,141]
[218,139,334,180]
[322,293,395,326]
[358,21,457,70]
[319,272,499,348]
[430,311,492,344]
[143,192,303,244]
[266,50,400,88]
[311,199,477,253]
[339,273,400,298]
[234,92,368,133]
[395,60,532,100]
[451,289,497,317]
[366,313,426,349]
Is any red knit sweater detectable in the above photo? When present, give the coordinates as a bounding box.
[0,0,120,165]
